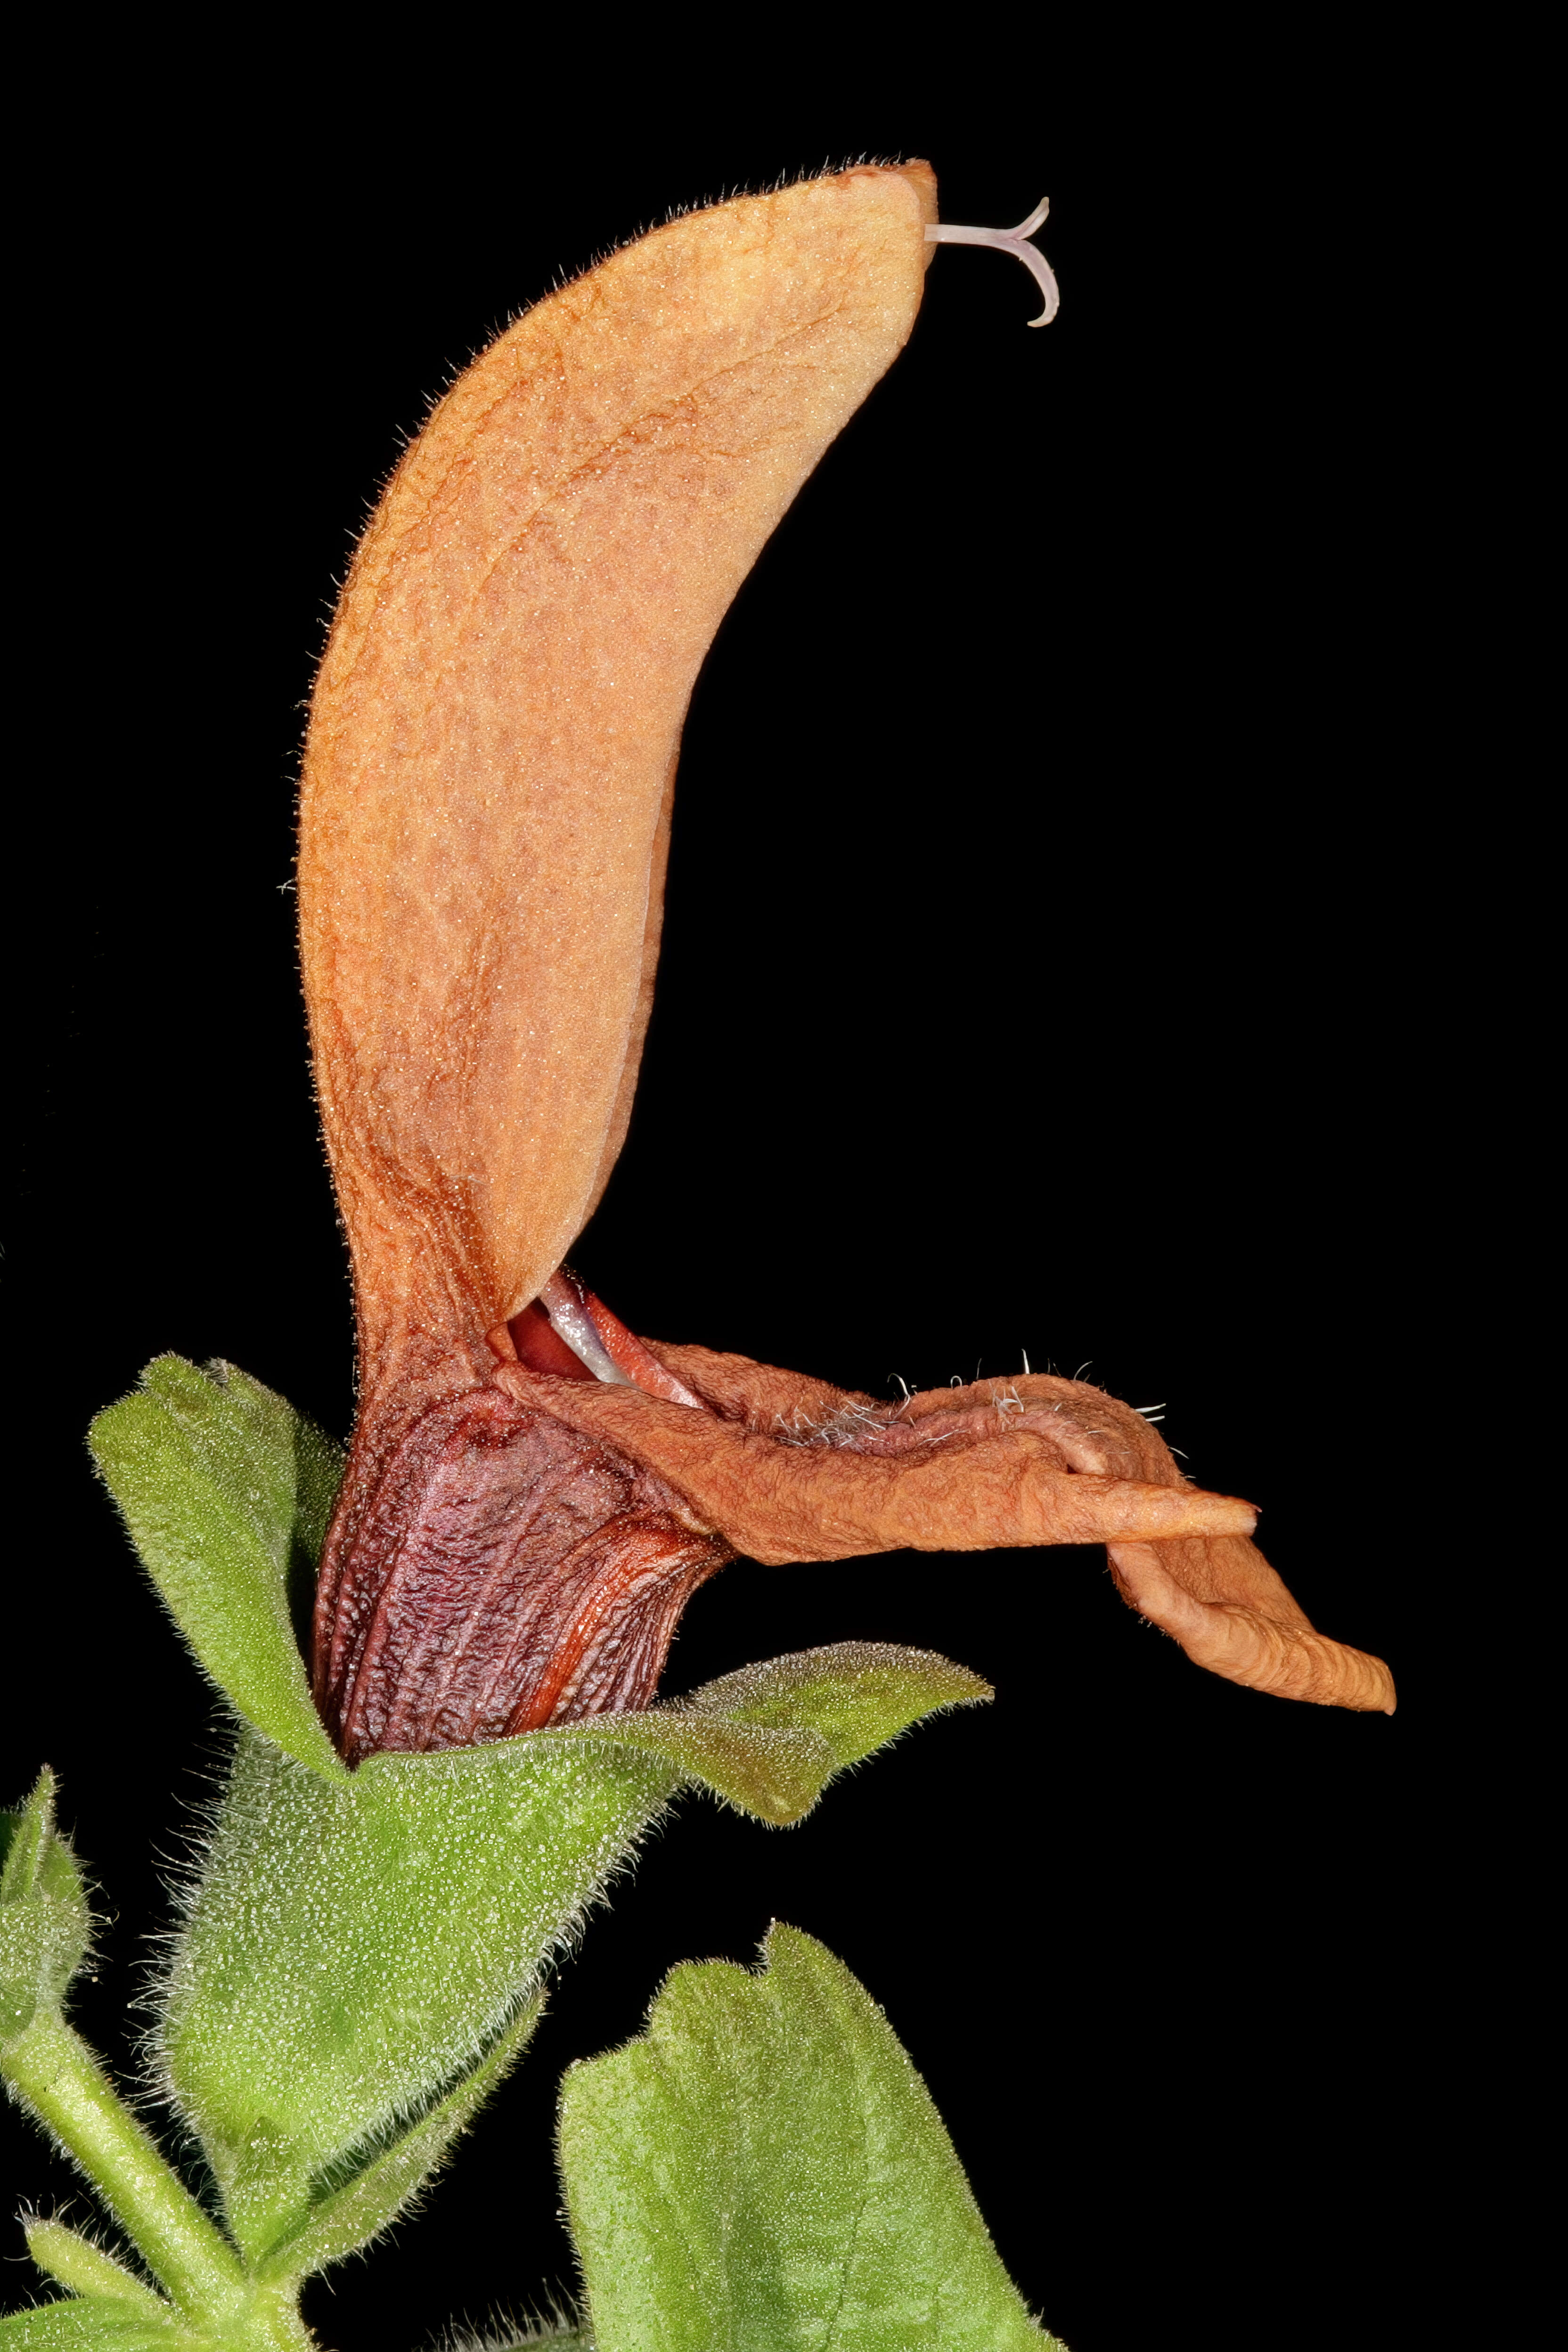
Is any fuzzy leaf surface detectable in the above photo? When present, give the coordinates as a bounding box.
[161,1729,675,2261]
[668,1642,989,1766]
[88,1360,346,1780]
[163,1645,981,2261]
[0,2303,202,2346]
[23,2224,170,2319]
[1,1772,91,2040]
[547,1644,989,1825]
[255,1989,544,2281]
[560,1925,1058,2352]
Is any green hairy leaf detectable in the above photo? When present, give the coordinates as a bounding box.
[23,2223,169,2319]
[550,1644,990,1825]
[0,2303,203,2347]
[163,1644,977,2265]
[672,1643,989,1760]
[88,1360,347,1781]
[559,1925,1061,2352]
[1,1771,91,2041]
[253,1990,545,2282]
[160,1728,676,2262]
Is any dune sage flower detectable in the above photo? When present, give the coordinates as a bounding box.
[298,161,1393,1768]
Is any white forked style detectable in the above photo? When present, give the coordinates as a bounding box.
[926,196,1061,326]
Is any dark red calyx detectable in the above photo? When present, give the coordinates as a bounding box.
[314,1381,730,1766]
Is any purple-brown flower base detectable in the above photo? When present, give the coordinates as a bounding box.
[313,1380,731,1768]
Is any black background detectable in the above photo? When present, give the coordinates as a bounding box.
[9,43,1467,2352]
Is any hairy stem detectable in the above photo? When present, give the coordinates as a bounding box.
[2,2008,246,2321]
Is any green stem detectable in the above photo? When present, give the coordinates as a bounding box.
[216,2289,318,2352]
[2,2008,246,2322]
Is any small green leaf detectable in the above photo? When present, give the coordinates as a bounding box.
[547,1715,833,1826]
[0,2302,200,2347]
[1,1774,49,1901]
[23,2223,169,2319]
[560,1925,1060,2352]
[542,1643,991,1824]
[255,1988,545,2280]
[678,1641,991,1758]
[1,1772,91,2041]
[88,1359,347,1780]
